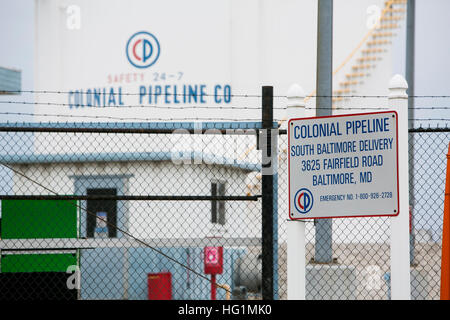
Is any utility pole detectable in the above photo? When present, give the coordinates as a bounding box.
[406,0,415,266]
[315,0,334,264]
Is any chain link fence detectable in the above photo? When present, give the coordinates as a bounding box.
[408,128,449,300]
[277,131,392,300]
[0,121,448,300]
[276,128,448,300]
[0,123,269,300]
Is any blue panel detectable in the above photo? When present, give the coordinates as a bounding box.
[80,248,126,299]
[125,247,246,300]
[128,248,188,300]
[79,246,246,300]
[0,67,21,93]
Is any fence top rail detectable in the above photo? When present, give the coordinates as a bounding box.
[0,194,261,201]
[0,121,278,133]
[3,123,444,134]
[409,127,450,133]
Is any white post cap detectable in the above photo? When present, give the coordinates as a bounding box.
[287,84,306,108]
[389,74,408,99]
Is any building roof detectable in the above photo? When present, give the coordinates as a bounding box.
[2,150,260,172]
[0,122,264,172]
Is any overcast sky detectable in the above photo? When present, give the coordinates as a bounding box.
[0,0,34,122]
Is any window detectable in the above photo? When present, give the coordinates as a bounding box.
[211,182,226,225]
[86,188,118,238]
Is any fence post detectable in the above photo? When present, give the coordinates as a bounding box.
[286,84,306,300]
[261,86,276,300]
[389,74,411,300]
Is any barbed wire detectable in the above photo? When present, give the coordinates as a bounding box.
[1,100,450,111]
[1,90,283,99]
[0,111,272,122]
[305,95,450,99]
[3,90,450,99]
[0,100,277,110]
[0,111,447,125]
[316,106,450,111]
[409,118,450,122]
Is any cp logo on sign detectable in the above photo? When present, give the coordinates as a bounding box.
[294,188,314,214]
[126,31,160,69]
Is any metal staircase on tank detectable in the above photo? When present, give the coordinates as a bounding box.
[332,0,407,108]
[332,0,407,109]
[245,0,408,198]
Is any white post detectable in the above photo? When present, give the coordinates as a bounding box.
[389,74,411,300]
[286,84,306,300]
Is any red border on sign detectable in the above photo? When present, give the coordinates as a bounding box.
[288,111,400,220]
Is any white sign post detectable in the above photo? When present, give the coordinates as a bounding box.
[286,84,306,300]
[388,74,411,300]
[288,111,399,220]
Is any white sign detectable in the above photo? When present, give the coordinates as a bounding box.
[288,111,399,220]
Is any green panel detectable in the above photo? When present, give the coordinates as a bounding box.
[1,200,77,239]
[1,254,77,273]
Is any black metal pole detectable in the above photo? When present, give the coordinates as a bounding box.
[0,195,260,201]
[261,86,274,300]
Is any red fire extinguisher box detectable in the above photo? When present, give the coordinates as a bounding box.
[147,272,172,300]
[204,246,223,275]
